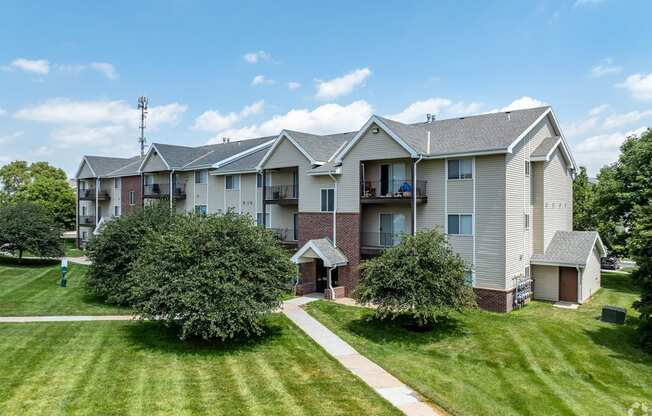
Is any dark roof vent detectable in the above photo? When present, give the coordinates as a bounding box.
[426,113,435,123]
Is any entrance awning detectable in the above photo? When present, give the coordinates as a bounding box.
[291,238,348,268]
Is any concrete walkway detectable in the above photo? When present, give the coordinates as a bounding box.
[283,295,442,416]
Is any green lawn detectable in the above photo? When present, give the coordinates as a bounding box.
[0,263,129,316]
[63,239,85,257]
[307,272,652,416]
[0,317,400,416]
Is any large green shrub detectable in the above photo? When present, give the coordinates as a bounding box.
[354,230,476,328]
[85,203,173,305]
[630,205,652,352]
[129,211,295,340]
[0,201,63,260]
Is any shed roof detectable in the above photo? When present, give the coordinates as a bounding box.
[531,231,606,267]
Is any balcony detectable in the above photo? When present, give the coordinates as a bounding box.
[271,228,298,246]
[361,180,427,204]
[265,184,298,205]
[360,232,404,255]
[78,188,110,201]
[143,183,186,199]
[78,216,96,226]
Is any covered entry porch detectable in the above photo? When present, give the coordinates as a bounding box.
[291,238,348,300]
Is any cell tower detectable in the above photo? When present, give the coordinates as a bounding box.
[137,96,149,157]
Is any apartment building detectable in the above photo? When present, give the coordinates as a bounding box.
[76,106,605,312]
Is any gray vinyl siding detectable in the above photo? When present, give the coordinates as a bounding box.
[532,265,559,301]
[207,175,225,213]
[475,154,507,289]
[240,173,257,219]
[262,138,313,213]
[542,148,573,250]
[141,151,169,172]
[174,172,194,213]
[78,162,95,179]
[448,235,473,265]
[532,161,545,254]
[447,179,473,213]
[339,123,412,213]
[416,159,445,232]
[581,246,601,302]
[506,116,556,288]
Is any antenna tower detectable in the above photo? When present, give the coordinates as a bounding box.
[138,96,149,157]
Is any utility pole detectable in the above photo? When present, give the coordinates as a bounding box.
[138,96,149,157]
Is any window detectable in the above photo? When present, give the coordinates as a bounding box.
[321,188,335,212]
[195,205,207,215]
[257,173,263,188]
[114,206,120,216]
[525,160,531,176]
[144,175,154,186]
[82,231,88,241]
[81,205,87,216]
[114,177,121,189]
[225,175,240,190]
[463,271,474,286]
[195,170,208,184]
[256,212,270,227]
[128,191,136,206]
[80,181,86,190]
[447,159,472,179]
[447,214,473,235]
[524,213,530,230]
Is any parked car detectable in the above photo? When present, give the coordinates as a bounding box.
[601,255,621,270]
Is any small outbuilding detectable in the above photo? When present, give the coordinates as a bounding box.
[531,231,606,304]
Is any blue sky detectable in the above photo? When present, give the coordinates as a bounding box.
[1,0,651,176]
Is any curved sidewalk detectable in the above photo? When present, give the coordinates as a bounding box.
[283,296,443,416]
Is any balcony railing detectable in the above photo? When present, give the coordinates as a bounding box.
[361,180,427,202]
[78,188,110,200]
[78,216,96,226]
[265,184,298,203]
[271,228,298,243]
[143,183,186,199]
[361,232,405,248]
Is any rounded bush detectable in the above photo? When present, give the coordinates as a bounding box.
[129,211,295,340]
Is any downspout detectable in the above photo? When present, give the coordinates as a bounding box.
[169,170,174,211]
[75,179,80,248]
[327,266,336,300]
[328,170,337,247]
[576,265,582,304]
[95,177,100,228]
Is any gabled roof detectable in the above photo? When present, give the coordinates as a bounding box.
[336,107,577,168]
[531,231,606,267]
[139,137,274,172]
[291,238,348,268]
[104,156,144,177]
[307,161,341,176]
[211,145,271,175]
[258,130,353,169]
[530,136,562,160]
[76,155,139,179]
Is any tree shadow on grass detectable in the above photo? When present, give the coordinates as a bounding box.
[121,317,285,356]
[344,313,470,346]
[601,272,641,295]
[584,315,652,365]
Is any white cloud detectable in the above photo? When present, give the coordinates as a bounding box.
[0,131,23,145]
[90,62,118,79]
[618,73,652,100]
[602,110,652,129]
[287,82,301,91]
[0,108,6,116]
[565,117,599,138]
[388,98,452,123]
[3,58,50,75]
[51,125,127,147]
[193,100,264,132]
[588,104,610,117]
[243,51,270,64]
[574,126,647,174]
[590,58,622,78]
[445,101,485,117]
[251,75,274,86]
[574,0,607,7]
[498,96,547,112]
[14,98,186,129]
[207,100,373,143]
[315,68,371,100]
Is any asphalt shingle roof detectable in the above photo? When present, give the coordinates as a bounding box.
[374,106,551,156]
[285,130,354,162]
[531,136,561,159]
[531,231,603,266]
[81,156,138,178]
[212,145,272,174]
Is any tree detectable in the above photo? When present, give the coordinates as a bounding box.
[354,230,477,328]
[85,203,174,306]
[630,205,652,352]
[129,211,295,340]
[573,166,597,231]
[0,160,75,230]
[0,202,63,259]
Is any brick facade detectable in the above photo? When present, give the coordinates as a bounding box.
[297,212,361,296]
[121,175,142,215]
[473,287,514,313]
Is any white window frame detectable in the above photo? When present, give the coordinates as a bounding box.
[194,204,208,215]
[114,177,121,189]
[320,188,335,212]
[81,231,88,241]
[128,191,136,206]
[195,170,208,184]
[256,212,271,228]
[447,159,473,180]
[225,174,240,190]
[114,205,120,217]
[447,214,473,236]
